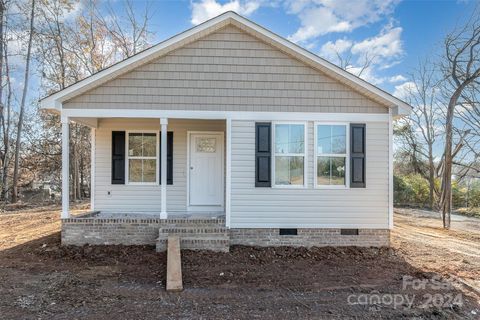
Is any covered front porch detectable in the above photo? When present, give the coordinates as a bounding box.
[89,211,226,220]
[62,210,228,250]
[60,114,232,228]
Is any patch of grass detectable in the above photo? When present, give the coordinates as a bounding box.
[454,207,480,218]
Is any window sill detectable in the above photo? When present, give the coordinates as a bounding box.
[125,182,159,186]
[315,185,349,190]
[272,185,308,189]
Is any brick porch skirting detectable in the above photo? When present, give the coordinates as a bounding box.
[61,218,390,248]
[62,218,164,245]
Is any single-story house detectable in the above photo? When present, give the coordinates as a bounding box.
[40,12,411,251]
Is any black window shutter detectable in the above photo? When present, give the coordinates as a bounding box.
[255,122,271,187]
[159,132,173,185]
[350,124,366,188]
[111,131,125,184]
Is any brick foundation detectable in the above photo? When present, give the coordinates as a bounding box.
[229,228,390,247]
[62,218,390,248]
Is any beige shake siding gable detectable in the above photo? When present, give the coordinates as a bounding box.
[63,25,387,114]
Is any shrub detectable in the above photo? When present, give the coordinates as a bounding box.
[394,174,431,208]
[394,173,480,210]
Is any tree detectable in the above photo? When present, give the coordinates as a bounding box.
[97,0,152,59]
[440,9,480,228]
[0,0,6,200]
[32,0,153,205]
[11,0,35,202]
[454,68,480,181]
[395,60,443,209]
[1,18,13,201]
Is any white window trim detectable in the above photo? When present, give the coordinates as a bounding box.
[314,122,350,189]
[272,121,308,189]
[125,130,159,185]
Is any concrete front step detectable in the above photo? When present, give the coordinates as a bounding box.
[156,237,230,252]
[159,227,228,236]
[156,222,230,252]
[162,218,225,226]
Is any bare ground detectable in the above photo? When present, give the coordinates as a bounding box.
[0,205,478,319]
[393,208,480,297]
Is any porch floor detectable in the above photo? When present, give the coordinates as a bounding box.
[90,211,225,220]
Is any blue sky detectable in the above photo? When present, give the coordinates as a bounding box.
[124,0,473,99]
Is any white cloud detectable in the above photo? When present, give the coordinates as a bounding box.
[63,1,83,22]
[393,81,416,99]
[288,6,351,43]
[457,102,475,115]
[191,0,260,25]
[286,0,400,44]
[351,24,403,63]
[285,0,310,14]
[319,24,404,85]
[319,38,352,62]
[346,65,385,85]
[388,74,407,83]
[319,26,404,66]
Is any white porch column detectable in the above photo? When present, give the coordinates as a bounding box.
[225,118,232,228]
[90,128,96,211]
[160,118,168,219]
[61,117,70,218]
[388,109,394,229]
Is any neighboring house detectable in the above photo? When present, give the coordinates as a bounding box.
[40,12,411,251]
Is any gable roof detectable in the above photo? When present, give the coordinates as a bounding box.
[40,11,412,116]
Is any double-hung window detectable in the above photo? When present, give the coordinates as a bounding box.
[126,132,158,184]
[316,124,348,187]
[273,123,306,187]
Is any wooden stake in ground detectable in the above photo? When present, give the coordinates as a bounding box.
[166,236,183,292]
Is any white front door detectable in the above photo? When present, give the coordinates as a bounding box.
[188,133,224,208]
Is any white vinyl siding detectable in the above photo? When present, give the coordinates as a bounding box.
[230,120,389,229]
[64,26,387,114]
[93,118,225,213]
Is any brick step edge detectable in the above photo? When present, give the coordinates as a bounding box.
[156,238,230,253]
[162,225,226,229]
[157,237,230,242]
[159,228,228,234]
[163,219,225,225]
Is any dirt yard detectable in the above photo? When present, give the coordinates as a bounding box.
[0,205,479,319]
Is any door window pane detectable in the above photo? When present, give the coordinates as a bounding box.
[196,137,216,153]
